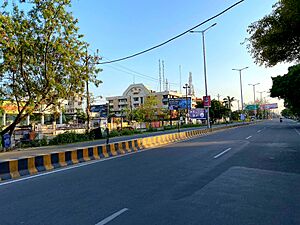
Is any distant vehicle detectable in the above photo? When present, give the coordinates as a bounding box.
[280,118,283,122]
[250,116,256,121]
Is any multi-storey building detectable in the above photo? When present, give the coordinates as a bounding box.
[106,83,194,117]
[64,94,83,114]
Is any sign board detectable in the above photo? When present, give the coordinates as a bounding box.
[245,104,258,110]
[168,98,191,110]
[170,110,178,119]
[90,104,108,117]
[260,103,278,110]
[189,108,206,119]
[203,96,211,107]
[2,133,11,148]
[240,113,245,121]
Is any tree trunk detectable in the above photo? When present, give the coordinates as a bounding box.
[0,112,28,140]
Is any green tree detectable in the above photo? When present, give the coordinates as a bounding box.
[209,99,227,123]
[76,109,87,124]
[281,108,294,118]
[270,64,300,117]
[247,0,300,66]
[143,95,159,122]
[223,96,235,121]
[0,0,101,136]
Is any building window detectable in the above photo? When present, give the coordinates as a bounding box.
[140,97,143,104]
[133,97,139,101]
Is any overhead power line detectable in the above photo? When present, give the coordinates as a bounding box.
[99,0,244,65]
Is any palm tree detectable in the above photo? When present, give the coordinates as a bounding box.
[223,96,235,110]
[223,96,235,121]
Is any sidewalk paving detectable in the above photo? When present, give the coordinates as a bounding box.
[0,123,242,161]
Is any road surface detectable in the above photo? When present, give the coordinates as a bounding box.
[0,119,299,225]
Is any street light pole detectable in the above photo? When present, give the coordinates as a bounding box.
[183,83,190,124]
[248,83,260,103]
[190,23,216,129]
[257,91,266,102]
[248,83,260,118]
[232,67,248,111]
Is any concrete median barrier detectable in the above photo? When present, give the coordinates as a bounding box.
[0,123,249,181]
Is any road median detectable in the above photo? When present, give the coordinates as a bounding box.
[0,123,249,181]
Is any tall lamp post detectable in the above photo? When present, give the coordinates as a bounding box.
[248,83,260,103]
[190,23,217,128]
[232,67,248,111]
[249,83,260,118]
[257,91,266,102]
[183,83,190,124]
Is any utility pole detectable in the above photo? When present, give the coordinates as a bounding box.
[85,46,91,133]
[179,65,182,94]
[183,83,190,124]
[217,94,221,102]
[85,46,101,133]
[159,60,161,92]
[162,60,165,91]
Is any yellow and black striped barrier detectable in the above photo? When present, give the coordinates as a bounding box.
[0,123,249,181]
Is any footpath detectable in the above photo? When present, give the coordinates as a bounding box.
[0,123,244,161]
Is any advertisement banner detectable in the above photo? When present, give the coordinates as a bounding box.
[189,108,206,119]
[260,103,278,110]
[203,96,211,107]
[168,98,191,110]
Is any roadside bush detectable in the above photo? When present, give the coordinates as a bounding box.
[19,137,48,148]
[109,130,120,138]
[120,129,134,136]
[48,131,92,145]
[133,129,142,134]
[147,127,157,132]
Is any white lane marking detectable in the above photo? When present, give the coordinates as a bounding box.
[214,148,232,159]
[96,208,129,225]
[246,136,252,140]
[295,129,300,136]
[257,130,262,133]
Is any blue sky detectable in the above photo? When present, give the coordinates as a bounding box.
[71,0,290,111]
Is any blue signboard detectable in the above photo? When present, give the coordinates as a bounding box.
[3,133,11,148]
[168,98,191,110]
[189,108,206,119]
[90,104,108,117]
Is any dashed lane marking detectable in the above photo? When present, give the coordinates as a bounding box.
[295,129,300,136]
[257,130,262,133]
[246,136,252,140]
[214,148,232,159]
[95,208,129,225]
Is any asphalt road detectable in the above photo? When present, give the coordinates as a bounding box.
[0,119,299,225]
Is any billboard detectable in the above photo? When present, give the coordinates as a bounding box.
[260,103,278,110]
[90,104,108,117]
[168,98,191,110]
[203,96,211,107]
[189,108,206,119]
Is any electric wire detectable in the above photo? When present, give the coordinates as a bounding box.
[99,0,244,65]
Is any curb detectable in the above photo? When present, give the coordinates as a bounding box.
[0,123,249,181]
